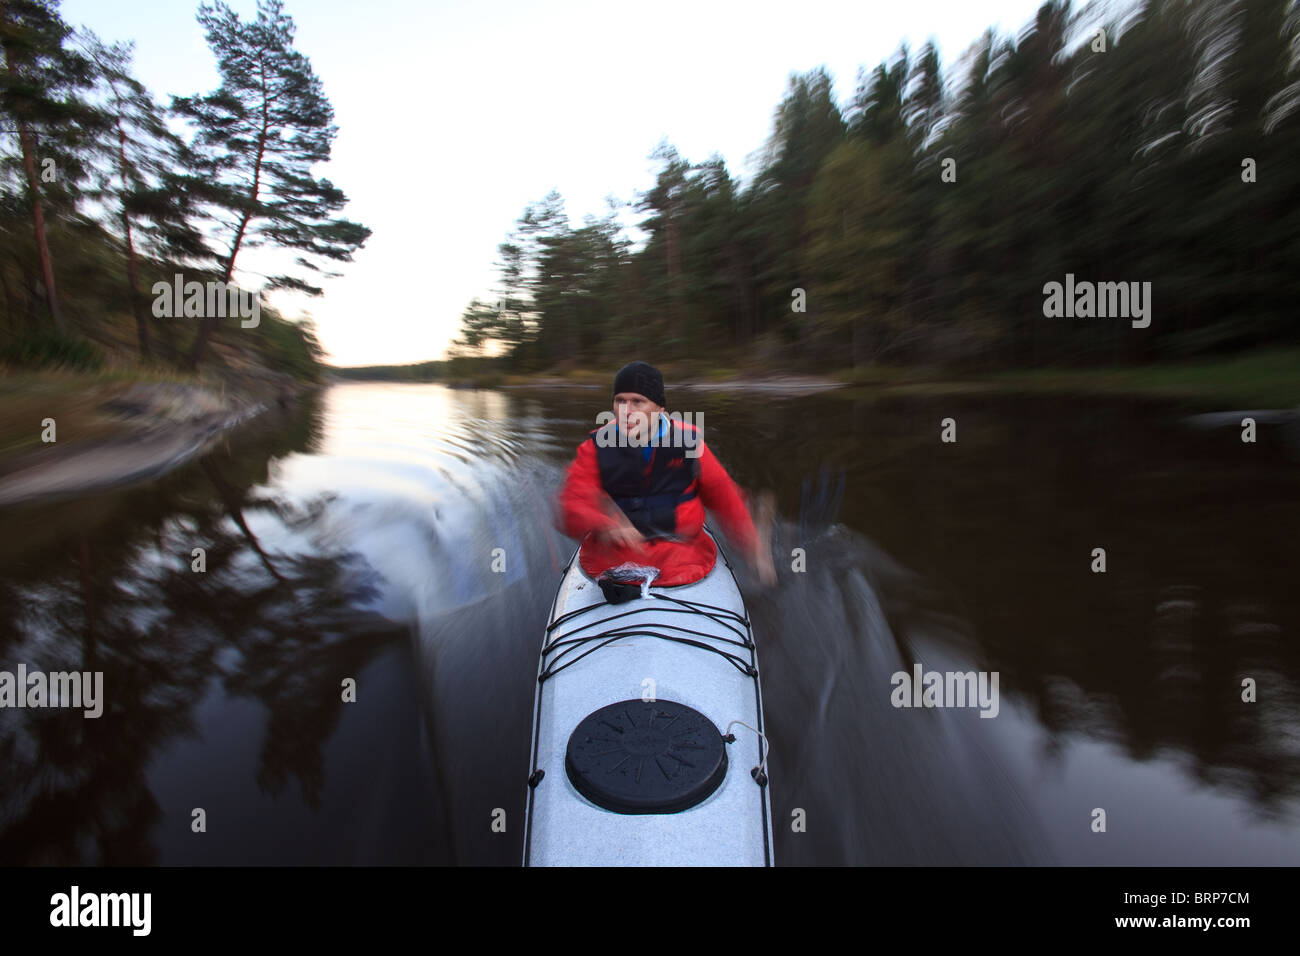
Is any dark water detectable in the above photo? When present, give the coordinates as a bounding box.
[1,382,1297,865]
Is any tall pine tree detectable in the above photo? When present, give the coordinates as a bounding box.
[173,0,369,368]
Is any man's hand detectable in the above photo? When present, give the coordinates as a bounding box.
[751,490,778,587]
[597,512,646,550]
[751,545,778,587]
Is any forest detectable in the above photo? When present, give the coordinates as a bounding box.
[454,0,1300,377]
[4,0,1297,385]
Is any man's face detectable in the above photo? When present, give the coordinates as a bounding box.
[614,392,662,441]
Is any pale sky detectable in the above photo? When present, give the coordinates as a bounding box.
[61,0,1085,366]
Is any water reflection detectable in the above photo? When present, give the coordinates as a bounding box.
[0,395,390,863]
[716,390,1300,852]
[0,383,1296,864]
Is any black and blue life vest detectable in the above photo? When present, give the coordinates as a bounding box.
[588,415,700,539]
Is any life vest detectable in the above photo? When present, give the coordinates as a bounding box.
[588,417,701,539]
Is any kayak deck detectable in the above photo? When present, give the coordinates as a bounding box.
[523,528,773,866]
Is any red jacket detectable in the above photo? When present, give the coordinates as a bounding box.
[555,427,759,586]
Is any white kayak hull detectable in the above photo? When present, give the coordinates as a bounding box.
[523,528,774,866]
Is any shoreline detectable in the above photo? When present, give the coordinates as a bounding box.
[0,373,300,510]
[492,373,848,394]
[0,403,269,509]
[6,347,1297,509]
[396,350,1300,407]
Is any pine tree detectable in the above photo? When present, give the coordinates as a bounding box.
[0,0,101,331]
[748,68,846,347]
[173,0,370,368]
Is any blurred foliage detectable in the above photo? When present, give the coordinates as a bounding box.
[0,326,103,371]
[456,0,1300,375]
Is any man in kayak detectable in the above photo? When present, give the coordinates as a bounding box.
[556,360,777,588]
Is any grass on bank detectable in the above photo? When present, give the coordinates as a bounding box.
[407,348,1300,408]
[977,349,1300,407]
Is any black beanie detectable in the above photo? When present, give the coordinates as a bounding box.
[612,361,665,407]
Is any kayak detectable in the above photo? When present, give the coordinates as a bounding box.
[522,526,774,866]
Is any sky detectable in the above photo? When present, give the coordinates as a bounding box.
[59,0,1086,367]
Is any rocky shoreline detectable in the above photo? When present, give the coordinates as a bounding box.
[0,374,300,509]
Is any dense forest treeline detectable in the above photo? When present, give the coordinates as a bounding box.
[453,0,1300,375]
[6,0,1296,385]
[0,0,368,382]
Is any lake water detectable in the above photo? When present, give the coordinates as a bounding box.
[1,381,1297,865]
